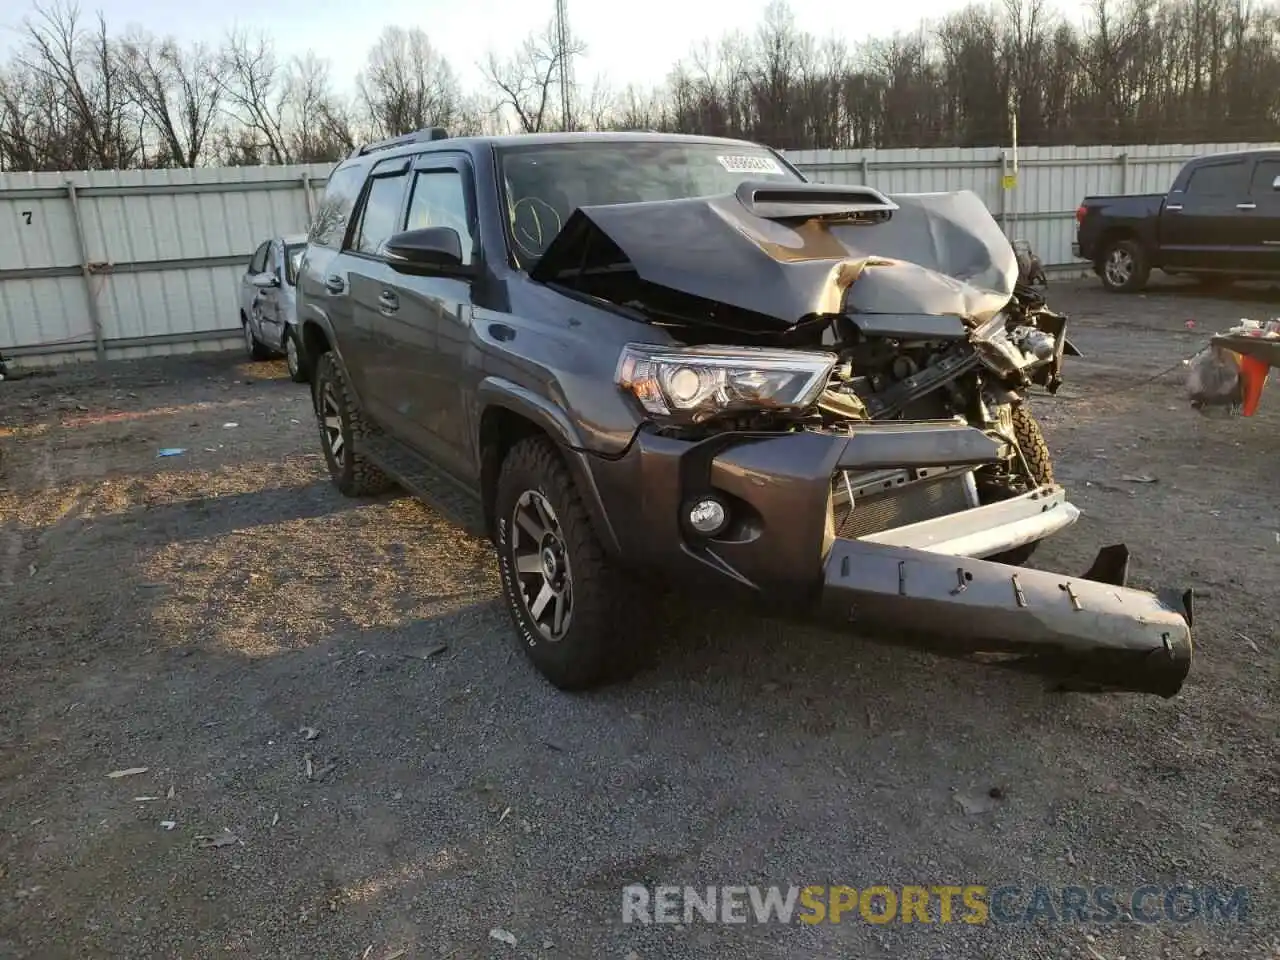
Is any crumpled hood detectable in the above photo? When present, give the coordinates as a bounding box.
[529,186,1018,330]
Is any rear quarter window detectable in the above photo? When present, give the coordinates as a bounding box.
[310,163,368,249]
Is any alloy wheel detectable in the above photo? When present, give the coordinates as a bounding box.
[320,383,344,461]
[243,322,255,356]
[511,489,573,641]
[286,334,300,377]
[1105,247,1133,287]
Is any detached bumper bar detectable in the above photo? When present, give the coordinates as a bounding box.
[860,484,1080,558]
[821,539,1193,697]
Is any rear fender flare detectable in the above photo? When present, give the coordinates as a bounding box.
[300,316,359,412]
[476,377,623,556]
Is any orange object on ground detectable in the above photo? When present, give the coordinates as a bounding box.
[1239,354,1270,416]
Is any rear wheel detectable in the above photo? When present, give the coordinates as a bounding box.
[991,404,1054,565]
[494,435,641,690]
[312,351,393,497]
[1098,238,1149,293]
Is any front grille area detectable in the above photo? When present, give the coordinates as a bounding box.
[832,470,977,539]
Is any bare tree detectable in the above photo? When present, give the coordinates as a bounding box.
[8,0,1280,172]
[481,20,585,133]
[114,31,220,167]
[358,26,465,138]
[286,53,353,162]
[17,1,140,169]
[213,29,291,164]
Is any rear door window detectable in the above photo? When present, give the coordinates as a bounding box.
[349,171,411,256]
[1185,159,1249,197]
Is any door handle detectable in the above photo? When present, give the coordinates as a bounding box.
[378,290,399,312]
[1238,203,1257,210]
[325,275,346,294]
[1166,204,1183,211]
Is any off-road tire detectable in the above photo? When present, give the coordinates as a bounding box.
[312,351,394,497]
[1012,403,1054,486]
[284,326,308,383]
[494,435,640,691]
[242,313,272,360]
[1097,237,1150,293]
[992,403,1055,565]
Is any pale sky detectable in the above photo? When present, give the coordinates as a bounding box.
[0,0,1093,94]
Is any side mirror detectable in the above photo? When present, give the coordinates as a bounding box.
[385,227,474,277]
[1272,174,1280,191]
[250,271,280,289]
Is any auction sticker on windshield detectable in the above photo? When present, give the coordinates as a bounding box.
[717,154,784,174]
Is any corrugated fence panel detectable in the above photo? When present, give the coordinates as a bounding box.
[785,141,1280,269]
[0,170,96,351]
[4,145,1280,364]
[71,165,332,345]
[0,163,335,361]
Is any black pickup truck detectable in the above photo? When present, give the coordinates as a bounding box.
[1074,148,1280,292]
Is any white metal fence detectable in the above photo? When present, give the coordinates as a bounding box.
[1,142,1273,366]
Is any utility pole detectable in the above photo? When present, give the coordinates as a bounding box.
[554,0,573,131]
[1008,88,1019,241]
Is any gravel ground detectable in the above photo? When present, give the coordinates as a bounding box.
[1,278,1277,960]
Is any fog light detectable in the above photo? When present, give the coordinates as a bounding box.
[688,497,729,535]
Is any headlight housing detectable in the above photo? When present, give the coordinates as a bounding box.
[615,344,837,423]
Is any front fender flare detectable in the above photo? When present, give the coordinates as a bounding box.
[476,377,624,556]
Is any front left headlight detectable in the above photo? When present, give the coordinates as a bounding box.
[615,344,837,422]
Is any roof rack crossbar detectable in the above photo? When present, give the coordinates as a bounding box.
[348,126,450,160]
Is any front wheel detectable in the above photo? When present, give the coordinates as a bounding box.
[284,326,308,383]
[242,314,272,360]
[494,436,642,690]
[1098,238,1150,293]
[991,404,1055,565]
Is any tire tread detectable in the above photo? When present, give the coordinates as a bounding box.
[314,352,394,497]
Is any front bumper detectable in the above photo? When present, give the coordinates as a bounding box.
[587,421,1193,696]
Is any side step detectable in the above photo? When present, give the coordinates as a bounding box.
[363,433,488,538]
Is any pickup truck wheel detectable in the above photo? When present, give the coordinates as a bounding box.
[312,352,393,497]
[494,436,639,691]
[1099,239,1149,293]
[991,404,1055,566]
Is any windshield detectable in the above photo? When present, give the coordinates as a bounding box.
[497,140,803,267]
[285,244,305,286]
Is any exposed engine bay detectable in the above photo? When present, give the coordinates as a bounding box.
[813,282,1075,541]
[530,183,1080,548]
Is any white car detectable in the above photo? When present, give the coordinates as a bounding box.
[238,234,309,382]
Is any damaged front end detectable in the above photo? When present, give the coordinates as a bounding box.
[535,181,1193,696]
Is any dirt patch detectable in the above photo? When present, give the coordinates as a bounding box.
[0,280,1277,959]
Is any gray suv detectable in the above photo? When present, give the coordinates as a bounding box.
[295,128,1194,697]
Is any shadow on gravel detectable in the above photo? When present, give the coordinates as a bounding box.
[1117,277,1280,305]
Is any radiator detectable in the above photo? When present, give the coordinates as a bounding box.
[831,468,978,540]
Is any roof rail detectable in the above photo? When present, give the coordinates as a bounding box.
[348,126,449,160]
